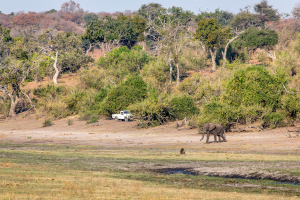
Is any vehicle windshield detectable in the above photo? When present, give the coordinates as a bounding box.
[123,111,130,114]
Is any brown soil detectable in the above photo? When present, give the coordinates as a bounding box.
[22,74,80,90]
[0,114,299,153]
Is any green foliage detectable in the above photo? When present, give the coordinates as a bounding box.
[254,0,280,25]
[67,119,73,125]
[34,85,71,119]
[224,65,284,109]
[294,34,300,55]
[142,58,169,89]
[0,25,12,59]
[83,16,141,48]
[275,51,298,77]
[281,94,300,119]
[79,69,105,90]
[233,28,278,50]
[128,91,171,128]
[195,9,234,27]
[45,9,57,14]
[43,119,53,127]
[97,46,150,83]
[82,13,98,22]
[104,75,147,114]
[33,85,67,98]
[0,97,11,117]
[65,89,86,113]
[87,115,98,124]
[194,18,232,50]
[263,112,285,129]
[169,95,199,120]
[59,52,94,73]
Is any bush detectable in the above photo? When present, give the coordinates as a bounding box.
[87,115,98,124]
[128,94,171,128]
[169,95,199,120]
[263,112,285,129]
[43,119,53,127]
[104,75,147,114]
[97,46,150,84]
[197,101,238,127]
[67,119,73,125]
[224,65,285,109]
[281,94,300,119]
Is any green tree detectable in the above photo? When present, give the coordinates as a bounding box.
[82,13,98,22]
[195,9,234,27]
[104,75,147,114]
[0,25,12,59]
[170,95,199,119]
[83,15,141,54]
[224,65,284,109]
[38,31,93,85]
[97,45,150,83]
[254,0,280,27]
[233,27,278,59]
[0,38,42,117]
[194,18,231,70]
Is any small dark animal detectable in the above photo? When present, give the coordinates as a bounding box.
[180,148,185,154]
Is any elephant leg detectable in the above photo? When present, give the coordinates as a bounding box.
[222,134,227,142]
[206,132,210,143]
[218,135,221,142]
[214,135,217,143]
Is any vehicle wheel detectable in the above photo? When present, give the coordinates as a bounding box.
[125,117,128,122]
[115,117,118,122]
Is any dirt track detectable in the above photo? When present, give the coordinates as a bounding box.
[0,115,300,153]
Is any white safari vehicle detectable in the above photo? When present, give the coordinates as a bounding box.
[112,111,134,122]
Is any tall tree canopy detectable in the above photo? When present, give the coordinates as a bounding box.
[194,18,231,70]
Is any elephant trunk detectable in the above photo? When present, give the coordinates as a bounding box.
[200,131,205,141]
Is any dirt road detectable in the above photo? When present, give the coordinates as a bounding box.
[0,115,299,154]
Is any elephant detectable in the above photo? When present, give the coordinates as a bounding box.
[200,123,226,143]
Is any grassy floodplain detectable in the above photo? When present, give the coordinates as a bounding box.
[0,143,300,199]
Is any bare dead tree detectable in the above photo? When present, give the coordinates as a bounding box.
[282,83,300,94]
[222,30,244,68]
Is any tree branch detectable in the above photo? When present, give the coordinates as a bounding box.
[282,83,300,94]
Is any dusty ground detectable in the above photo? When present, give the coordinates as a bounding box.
[0,114,299,152]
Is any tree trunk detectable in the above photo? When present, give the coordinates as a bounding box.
[86,42,92,55]
[209,49,217,71]
[52,51,59,85]
[8,92,20,117]
[222,35,240,68]
[176,63,180,86]
[1,86,6,104]
[222,31,244,67]
[170,59,173,84]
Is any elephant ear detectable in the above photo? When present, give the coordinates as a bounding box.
[208,123,216,131]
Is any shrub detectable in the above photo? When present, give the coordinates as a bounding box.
[33,85,67,98]
[224,65,285,109]
[128,95,171,128]
[67,119,73,125]
[197,101,238,127]
[263,112,285,129]
[43,119,53,127]
[87,115,98,124]
[281,94,300,119]
[97,46,150,83]
[104,75,147,114]
[169,95,199,120]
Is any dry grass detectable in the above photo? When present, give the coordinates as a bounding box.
[0,162,294,200]
[9,149,300,162]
